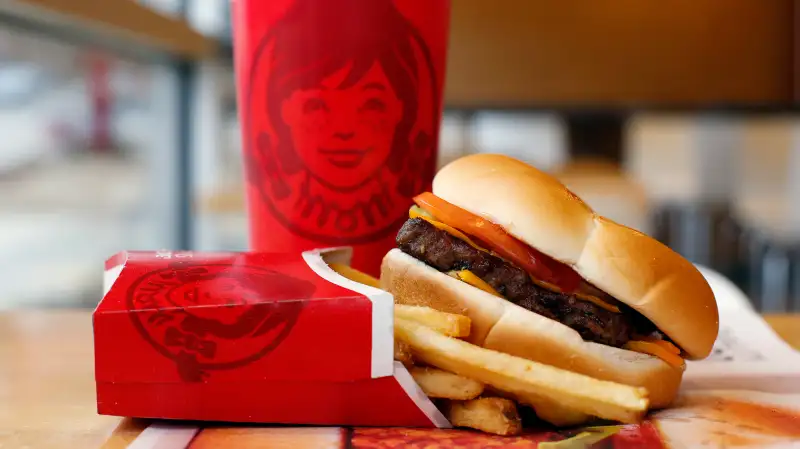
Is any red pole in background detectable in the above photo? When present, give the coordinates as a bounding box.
[87,53,113,153]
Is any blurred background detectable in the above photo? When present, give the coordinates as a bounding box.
[1,0,799,312]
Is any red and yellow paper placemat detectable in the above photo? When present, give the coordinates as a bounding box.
[108,390,800,449]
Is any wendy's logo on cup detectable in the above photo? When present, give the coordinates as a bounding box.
[244,0,440,244]
[127,263,314,382]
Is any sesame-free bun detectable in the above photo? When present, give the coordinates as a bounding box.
[381,249,682,408]
[431,154,719,360]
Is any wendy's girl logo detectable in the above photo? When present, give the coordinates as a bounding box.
[127,263,314,382]
[243,0,441,244]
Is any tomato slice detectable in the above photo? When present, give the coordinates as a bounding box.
[413,192,582,293]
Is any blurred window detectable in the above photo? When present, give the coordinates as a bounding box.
[0,29,179,309]
[185,0,229,38]
[138,0,185,17]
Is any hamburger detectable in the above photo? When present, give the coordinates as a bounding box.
[381,154,719,408]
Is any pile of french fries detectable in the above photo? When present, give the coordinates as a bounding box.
[328,263,650,436]
[394,304,650,436]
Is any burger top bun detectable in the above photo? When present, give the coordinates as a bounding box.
[431,154,719,359]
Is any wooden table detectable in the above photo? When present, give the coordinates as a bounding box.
[1,310,799,448]
[0,310,150,449]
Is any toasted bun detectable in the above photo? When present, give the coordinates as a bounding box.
[432,154,719,359]
[382,249,683,408]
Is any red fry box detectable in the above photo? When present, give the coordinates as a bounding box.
[93,247,449,429]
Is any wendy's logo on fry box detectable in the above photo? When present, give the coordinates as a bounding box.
[244,0,440,244]
[127,263,314,382]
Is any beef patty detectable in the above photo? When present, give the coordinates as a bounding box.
[396,217,652,347]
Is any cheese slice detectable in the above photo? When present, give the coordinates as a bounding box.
[532,279,620,313]
[448,270,502,297]
[645,338,681,355]
[573,292,621,313]
[409,207,488,252]
[624,341,685,368]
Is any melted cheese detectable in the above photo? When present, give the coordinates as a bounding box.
[624,341,685,368]
[532,278,620,313]
[646,339,681,355]
[448,270,502,297]
[409,207,487,252]
[573,292,621,313]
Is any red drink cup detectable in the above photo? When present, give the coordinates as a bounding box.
[232,0,450,276]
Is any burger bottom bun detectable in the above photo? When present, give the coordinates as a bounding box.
[381,249,683,409]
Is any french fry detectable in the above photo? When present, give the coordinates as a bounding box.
[487,386,591,427]
[327,262,471,336]
[329,261,616,427]
[394,317,649,424]
[328,263,381,289]
[395,304,471,338]
[394,339,414,368]
[444,397,522,436]
[410,367,484,400]
[327,263,472,337]
[507,391,591,427]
